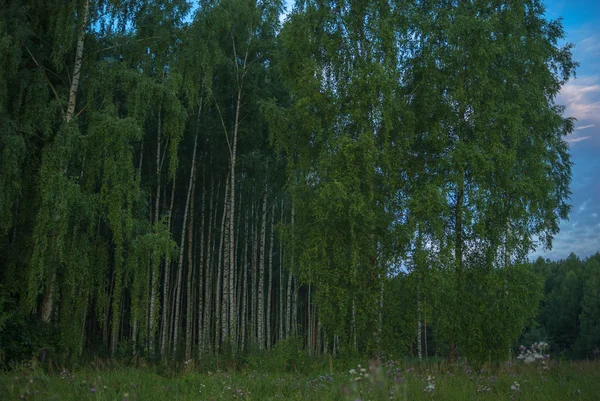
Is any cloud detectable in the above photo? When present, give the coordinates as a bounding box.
[579,35,600,55]
[579,199,590,212]
[576,124,595,130]
[567,136,591,143]
[593,213,598,218]
[558,75,600,123]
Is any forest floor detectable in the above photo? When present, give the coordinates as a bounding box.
[1,357,599,400]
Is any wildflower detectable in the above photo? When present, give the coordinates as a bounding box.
[424,376,435,392]
[349,369,356,375]
[90,388,97,393]
[511,382,520,392]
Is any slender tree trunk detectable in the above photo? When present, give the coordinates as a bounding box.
[417,289,422,363]
[252,198,258,345]
[449,172,464,364]
[279,199,284,342]
[257,187,267,350]
[424,297,428,358]
[240,212,249,352]
[228,88,242,351]
[292,275,298,336]
[266,201,275,349]
[173,117,200,353]
[160,177,177,356]
[286,204,294,338]
[40,0,90,324]
[234,187,243,348]
[378,278,384,348]
[308,284,312,355]
[161,179,176,355]
[352,298,357,351]
[222,180,231,345]
[185,173,197,360]
[148,107,163,354]
[196,176,208,357]
[65,0,89,122]
[203,178,218,352]
[215,173,230,350]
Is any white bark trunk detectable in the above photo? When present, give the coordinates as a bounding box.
[173,120,200,353]
[65,0,89,122]
[286,204,294,338]
[257,188,267,350]
[279,199,284,342]
[160,179,176,356]
[240,212,249,352]
[148,107,162,354]
[202,178,218,352]
[185,174,197,360]
[228,88,242,350]
[215,173,230,350]
[40,0,90,324]
[196,177,207,357]
[266,201,275,349]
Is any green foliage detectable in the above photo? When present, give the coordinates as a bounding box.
[453,264,543,365]
[528,254,600,358]
[0,314,64,368]
[0,0,584,367]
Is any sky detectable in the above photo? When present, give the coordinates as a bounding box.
[219,0,599,261]
[281,0,599,261]
[530,0,600,260]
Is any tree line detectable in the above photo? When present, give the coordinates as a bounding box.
[0,0,578,365]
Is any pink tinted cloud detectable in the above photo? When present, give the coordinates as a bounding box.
[567,136,592,143]
[557,75,600,123]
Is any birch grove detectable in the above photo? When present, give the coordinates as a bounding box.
[0,0,577,365]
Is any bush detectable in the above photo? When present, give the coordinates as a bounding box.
[0,313,64,368]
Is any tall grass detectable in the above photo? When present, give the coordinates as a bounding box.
[1,355,598,400]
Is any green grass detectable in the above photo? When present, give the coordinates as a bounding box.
[1,357,599,400]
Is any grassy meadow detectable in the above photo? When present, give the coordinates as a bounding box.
[2,356,599,401]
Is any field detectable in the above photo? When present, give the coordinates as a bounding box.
[2,357,599,401]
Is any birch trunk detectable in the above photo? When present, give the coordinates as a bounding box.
[278,199,284,342]
[286,204,294,338]
[228,88,242,351]
[173,120,200,354]
[203,178,218,352]
[148,108,162,354]
[234,188,243,348]
[292,275,298,336]
[65,0,89,122]
[251,199,258,345]
[196,177,207,357]
[185,174,197,360]
[417,295,422,363]
[378,278,384,347]
[257,188,267,350]
[240,213,249,352]
[424,297,428,358]
[266,201,275,349]
[308,284,312,355]
[40,0,90,323]
[160,179,176,356]
[215,173,230,350]
[222,179,231,345]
